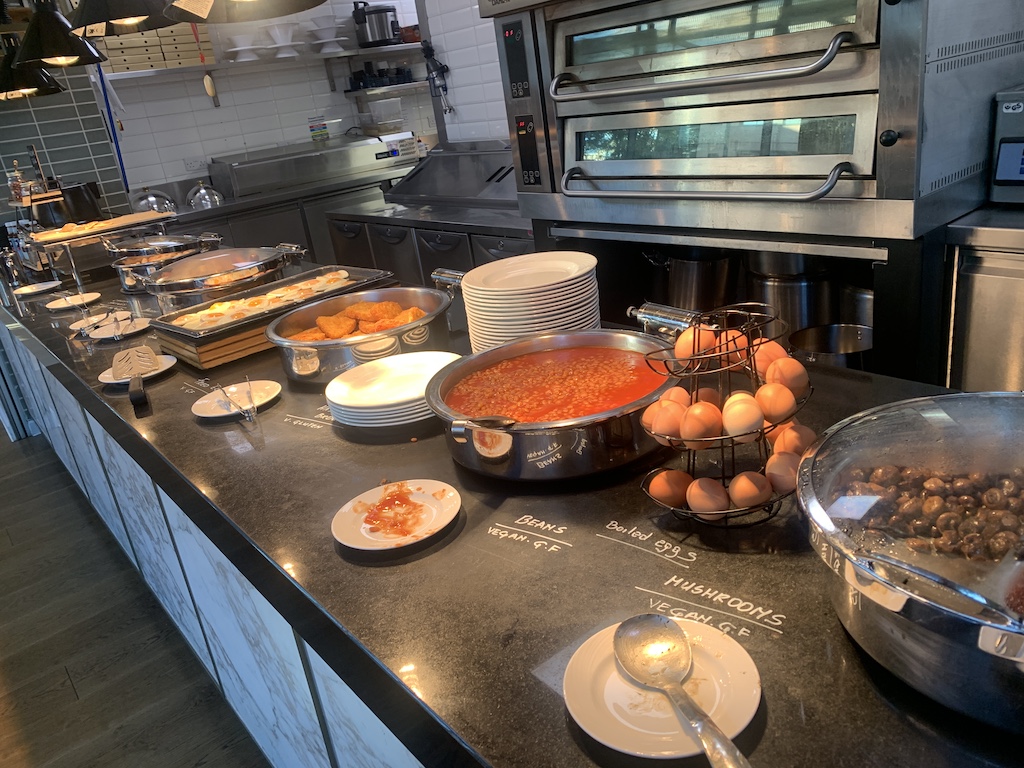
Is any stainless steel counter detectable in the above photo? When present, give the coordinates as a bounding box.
[325,200,533,240]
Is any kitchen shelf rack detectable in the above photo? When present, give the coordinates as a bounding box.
[103,42,423,84]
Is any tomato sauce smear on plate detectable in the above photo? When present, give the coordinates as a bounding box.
[353,481,428,537]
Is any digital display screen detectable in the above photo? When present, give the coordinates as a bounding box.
[993,138,1024,185]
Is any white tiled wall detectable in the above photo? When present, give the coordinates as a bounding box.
[105,0,510,191]
[423,0,508,143]
[108,0,432,190]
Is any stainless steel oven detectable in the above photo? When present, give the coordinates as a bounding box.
[483,0,1024,239]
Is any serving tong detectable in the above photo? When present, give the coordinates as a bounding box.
[215,375,257,422]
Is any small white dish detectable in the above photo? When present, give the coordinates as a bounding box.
[331,479,461,550]
[88,317,151,340]
[563,618,761,759]
[98,354,176,384]
[13,280,62,296]
[69,310,132,331]
[191,380,282,418]
[45,292,102,310]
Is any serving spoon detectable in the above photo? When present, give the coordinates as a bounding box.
[613,614,752,768]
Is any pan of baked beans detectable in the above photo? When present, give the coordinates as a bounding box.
[425,329,675,480]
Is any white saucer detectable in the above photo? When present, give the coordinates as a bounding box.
[88,317,150,340]
[563,618,761,759]
[191,380,281,418]
[46,292,101,310]
[98,354,176,384]
[69,310,132,331]
[13,280,62,296]
[331,479,461,550]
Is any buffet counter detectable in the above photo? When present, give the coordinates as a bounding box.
[0,276,1018,768]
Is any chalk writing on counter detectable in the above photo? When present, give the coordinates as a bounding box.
[596,528,698,568]
[487,517,573,553]
[283,413,327,430]
[637,581,786,635]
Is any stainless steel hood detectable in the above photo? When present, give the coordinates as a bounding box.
[384,142,518,209]
[209,134,418,198]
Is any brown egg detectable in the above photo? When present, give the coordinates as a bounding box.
[774,424,817,455]
[765,451,801,493]
[765,356,810,398]
[721,398,764,443]
[651,399,688,444]
[718,329,750,364]
[660,386,691,406]
[764,416,800,445]
[751,339,788,378]
[641,400,662,431]
[728,471,773,508]
[679,401,723,449]
[674,324,718,360]
[756,383,797,423]
[648,469,694,509]
[686,477,731,514]
[692,387,722,408]
[722,391,756,411]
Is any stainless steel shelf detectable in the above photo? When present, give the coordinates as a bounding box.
[104,42,423,82]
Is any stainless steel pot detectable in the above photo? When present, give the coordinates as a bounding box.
[265,286,451,383]
[789,323,872,369]
[143,243,303,313]
[425,330,675,480]
[797,393,1024,733]
[746,273,834,336]
[352,1,400,47]
[106,232,222,294]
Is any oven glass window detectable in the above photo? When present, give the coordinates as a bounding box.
[568,0,859,66]
[578,115,857,161]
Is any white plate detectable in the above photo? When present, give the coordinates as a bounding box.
[463,268,596,298]
[563,619,761,759]
[325,351,459,409]
[69,310,132,331]
[88,317,151,340]
[13,280,63,296]
[330,408,435,427]
[462,251,597,293]
[45,292,102,310]
[464,281,598,312]
[98,354,176,384]
[467,303,601,331]
[191,380,282,418]
[331,479,461,550]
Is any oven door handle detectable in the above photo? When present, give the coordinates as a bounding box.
[549,31,853,103]
[561,162,854,203]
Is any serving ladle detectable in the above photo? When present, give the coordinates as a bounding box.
[613,614,752,768]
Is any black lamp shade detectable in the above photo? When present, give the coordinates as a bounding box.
[163,0,328,25]
[68,0,178,36]
[13,0,108,69]
[1,34,65,97]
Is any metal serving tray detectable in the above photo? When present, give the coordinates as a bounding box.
[150,265,392,341]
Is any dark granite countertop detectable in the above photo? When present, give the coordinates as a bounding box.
[3,275,1019,768]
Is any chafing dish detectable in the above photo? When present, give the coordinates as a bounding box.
[105,232,222,293]
[797,392,1024,732]
[265,286,451,383]
[143,243,304,313]
[425,329,675,480]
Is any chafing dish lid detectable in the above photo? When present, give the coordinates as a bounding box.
[798,392,1024,628]
[107,233,206,259]
[146,245,295,293]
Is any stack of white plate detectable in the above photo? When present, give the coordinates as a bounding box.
[461,251,601,352]
[325,351,459,429]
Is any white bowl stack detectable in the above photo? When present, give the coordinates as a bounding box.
[325,351,460,429]
[461,251,601,353]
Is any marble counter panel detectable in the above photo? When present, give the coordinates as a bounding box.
[94,430,215,678]
[161,489,331,768]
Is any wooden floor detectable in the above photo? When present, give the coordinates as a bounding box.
[0,431,271,768]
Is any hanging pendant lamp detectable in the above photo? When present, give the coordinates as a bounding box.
[0,33,65,97]
[13,0,107,69]
[163,0,328,25]
[68,0,178,36]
